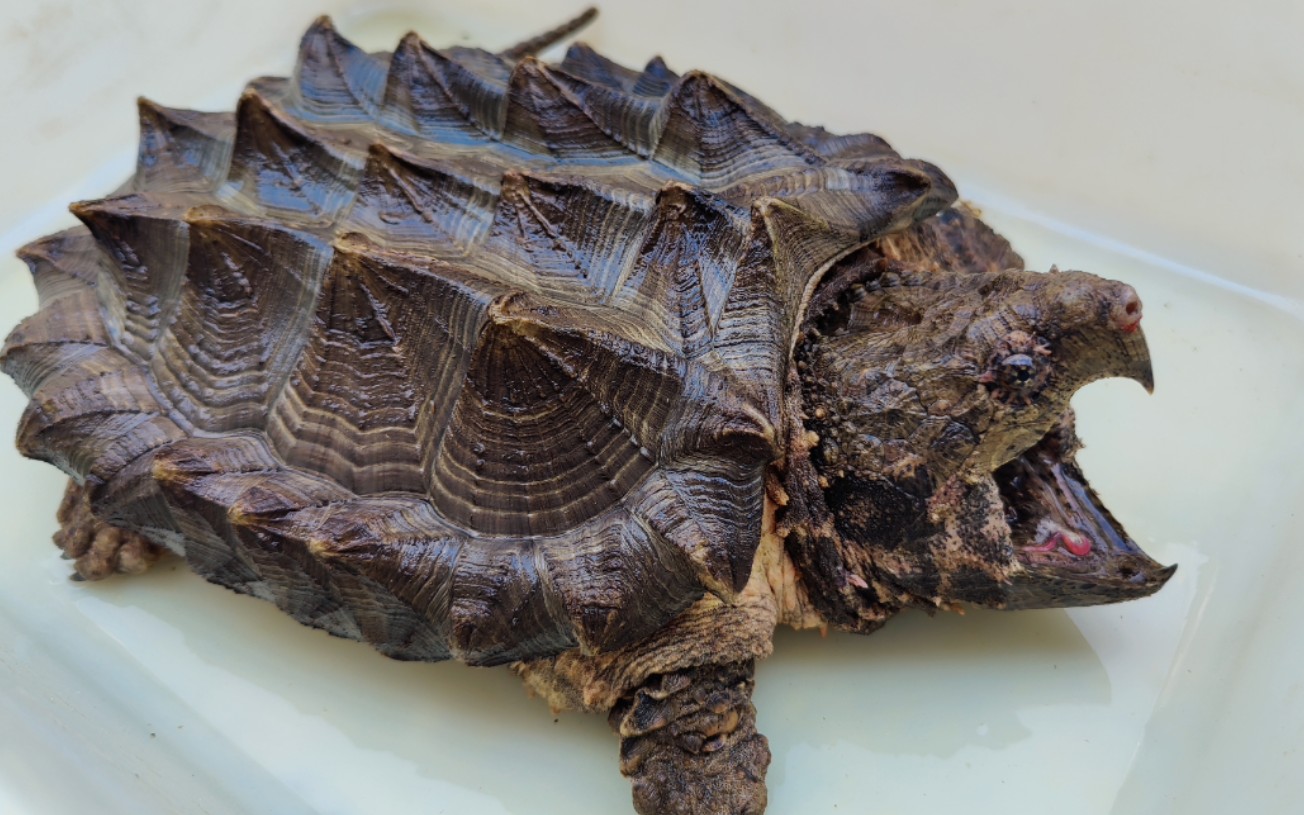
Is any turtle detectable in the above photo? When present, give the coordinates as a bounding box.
[0,7,1175,814]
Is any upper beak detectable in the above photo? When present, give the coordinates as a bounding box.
[1120,326,1155,394]
[1058,316,1155,396]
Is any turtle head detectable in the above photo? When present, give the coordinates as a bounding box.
[797,261,1173,612]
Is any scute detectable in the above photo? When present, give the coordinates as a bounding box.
[133,99,234,192]
[380,34,510,141]
[291,16,388,121]
[0,17,956,665]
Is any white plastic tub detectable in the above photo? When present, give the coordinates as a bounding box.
[1,2,1300,813]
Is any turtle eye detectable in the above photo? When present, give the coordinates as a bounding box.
[980,335,1052,404]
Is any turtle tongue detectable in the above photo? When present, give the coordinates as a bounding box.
[997,428,1175,609]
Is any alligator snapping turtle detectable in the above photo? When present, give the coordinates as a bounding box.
[1,8,1174,814]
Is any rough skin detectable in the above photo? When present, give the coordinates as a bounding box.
[613,661,768,815]
[53,479,162,581]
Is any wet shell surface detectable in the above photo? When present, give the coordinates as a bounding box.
[1,15,955,666]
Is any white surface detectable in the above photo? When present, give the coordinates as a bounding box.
[0,2,1300,814]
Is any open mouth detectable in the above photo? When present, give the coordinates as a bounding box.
[993,417,1176,609]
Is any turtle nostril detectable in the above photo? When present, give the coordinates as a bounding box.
[1113,286,1143,333]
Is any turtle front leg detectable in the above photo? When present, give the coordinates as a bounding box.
[609,659,770,815]
[53,479,162,580]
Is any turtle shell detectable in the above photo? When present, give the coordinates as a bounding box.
[0,18,955,665]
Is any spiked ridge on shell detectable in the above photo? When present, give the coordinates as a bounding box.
[0,17,955,665]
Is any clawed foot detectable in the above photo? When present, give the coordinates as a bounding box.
[53,480,162,580]
[611,660,770,815]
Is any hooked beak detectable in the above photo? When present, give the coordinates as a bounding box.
[1058,300,1155,396]
[1116,324,1155,394]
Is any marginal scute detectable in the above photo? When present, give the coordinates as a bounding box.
[244,501,455,660]
[158,440,362,631]
[557,44,680,101]
[379,33,441,135]
[551,44,676,156]
[702,198,857,426]
[634,56,679,97]
[0,279,110,397]
[4,288,108,356]
[755,197,863,318]
[545,63,667,158]
[2,333,116,409]
[155,437,333,557]
[542,508,703,652]
[585,461,763,601]
[787,123,896,162]
[1,19,959,666]
[670,461,767,594]
[725,162,940,238]
[17,227,106,296]
[306,497,462,658]
[450,536,577,664]
[17,363,185,486]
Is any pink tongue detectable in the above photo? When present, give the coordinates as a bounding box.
[1062,531,1093,556]
[1027,530,1094,556]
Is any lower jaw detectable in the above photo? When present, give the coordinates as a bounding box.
[994,424,1174,607]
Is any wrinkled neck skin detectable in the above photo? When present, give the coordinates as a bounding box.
[755,475,889,634]
[770,346,1007,633]
[771,393,908,635]
[756,476,829,631]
